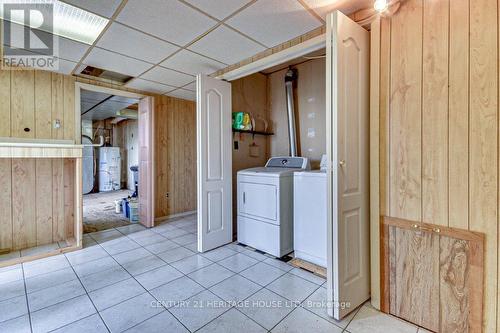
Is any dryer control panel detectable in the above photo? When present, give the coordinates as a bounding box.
[265,156,310,170]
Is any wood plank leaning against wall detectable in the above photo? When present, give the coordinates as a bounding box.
[371,0,499,331]
[0,69,77,251]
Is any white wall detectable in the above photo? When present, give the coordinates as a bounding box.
[268,58,326,169]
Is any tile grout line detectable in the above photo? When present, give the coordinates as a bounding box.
[62,254,113,333]
[20,263,34,333]
[192,249,308,333]
[264,282,323,332]
[45,313,103,333]
[7,224,180,329]
[92,227,194,333]
[109,237,267,332]
[15,220,336,333]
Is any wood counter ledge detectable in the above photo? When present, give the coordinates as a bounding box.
[0,138,83,158]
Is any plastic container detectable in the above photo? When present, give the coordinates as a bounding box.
[122,198,129,218]
[129,201,139,223]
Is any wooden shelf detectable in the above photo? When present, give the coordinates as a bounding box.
[0,141,83,158]
[232,129,274,136]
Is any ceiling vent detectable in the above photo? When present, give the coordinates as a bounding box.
[78,66,133,85]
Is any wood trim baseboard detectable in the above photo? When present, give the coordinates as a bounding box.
[154,210,196,223]
[0,239,81,268]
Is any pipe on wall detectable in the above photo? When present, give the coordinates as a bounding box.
[285,68,298,157]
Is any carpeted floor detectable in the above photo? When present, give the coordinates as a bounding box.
[83,189,134,233]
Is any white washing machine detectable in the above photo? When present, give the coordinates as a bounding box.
[237,157,310,257]
[293,156,328,267]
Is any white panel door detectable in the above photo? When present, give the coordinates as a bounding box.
[138,96,154,228]
[326,11,370,320]
[197,74,232,252]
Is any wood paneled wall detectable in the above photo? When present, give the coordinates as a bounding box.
[231,73,269,236]
[0,70,76,139]
[154,95,196,219]
[373,0,499,330]
[0,69,77,251]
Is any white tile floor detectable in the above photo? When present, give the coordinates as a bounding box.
[0,214,421,333]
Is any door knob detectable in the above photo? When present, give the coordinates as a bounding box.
[339,160,346,167]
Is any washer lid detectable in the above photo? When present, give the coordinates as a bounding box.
[294,170,327,178]
[238,167,299,176]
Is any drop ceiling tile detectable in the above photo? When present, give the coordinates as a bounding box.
[126,78,176,95]
[183,81,196,91]
[160,50,226,76]
[183,0,253,20]
[62,0,121,18]
[300,0,372,19]
[188,25,265,65]
[53,58,78,75]
[97,23,179,64]
[117,0,217,46]
[141,66,194,87]
[57,37,91,62]
[83,47,153,77]
[166,88,196,101]
[226,0,322,47]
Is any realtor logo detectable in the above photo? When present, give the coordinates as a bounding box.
[1,2,59,70]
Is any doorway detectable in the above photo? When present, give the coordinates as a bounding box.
[76,83,152,235]
[196,10,370,321]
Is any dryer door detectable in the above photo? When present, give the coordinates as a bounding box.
[238,181,278,223]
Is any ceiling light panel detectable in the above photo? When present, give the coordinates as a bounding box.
[0,0,109,44]
[61,0,121,18]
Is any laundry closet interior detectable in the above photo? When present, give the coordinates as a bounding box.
[230,48,327,259]
[196,11,370,320]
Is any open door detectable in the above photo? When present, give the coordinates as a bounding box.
[326,11,370,320]
[138,96,155,228]
[196,74,232,252]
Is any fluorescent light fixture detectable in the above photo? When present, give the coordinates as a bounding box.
[0,0,108,44]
